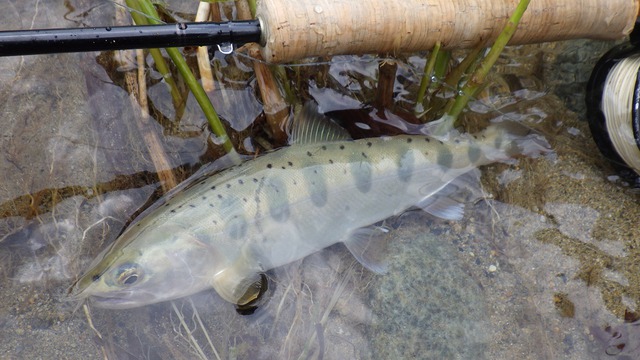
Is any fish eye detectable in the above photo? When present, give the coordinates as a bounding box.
[114,263,143,286]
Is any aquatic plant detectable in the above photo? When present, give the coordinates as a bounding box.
[126,0,234,153]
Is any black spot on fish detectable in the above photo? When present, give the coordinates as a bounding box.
[288,161,293,167]
[406,137,413,143]
[438,140,444,145]
[253,178,259,183]
[321,145,327,150]
[226,184,232,189]
[202,196,207,200]
[243,197,248,202]
[218,194,223,199]
[267,164,273,169]
[340,145,345,150]
[199,180,206,185]
[437,147,453,168]
[178,205,183,208]
[164,203,170,207]
[350,161,372,193]
[307,151,313,157]
[209,204,215,207]
[367,142,372,147]
[362,152,368,159]
[473,135,478,139]
[211,186,216,190]
[281,166,286,170]
[313,169,318,174]
[170,209,176,213]
[238,179,244,185]
[329,159,334,164]
[425,138,431,142]
[468,145,482,163]
[92,274,100,282]
[189,204,196,208]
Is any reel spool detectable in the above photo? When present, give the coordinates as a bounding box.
[586,24,640,178]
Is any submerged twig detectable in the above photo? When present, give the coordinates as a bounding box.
[83,304,103,340]
[189,298,223,360]
[375,59,397,109]
[134,48,179,191]
[115,0,178,192]
[196,1,215,92]
[171,301,209,360]
[297,264,355,360]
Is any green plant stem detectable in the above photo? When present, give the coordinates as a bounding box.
[441,43,484,115]
[125,0,184,113]
[134,0,234,153]
[247,0,257,17]
[433,50,450,80]
[447,0,531,122]
[414,42,440,115]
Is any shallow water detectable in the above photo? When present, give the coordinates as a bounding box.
[1,1,639,359]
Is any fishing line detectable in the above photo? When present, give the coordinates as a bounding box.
[601,54,640,173]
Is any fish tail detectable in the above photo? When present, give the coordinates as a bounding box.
[477,121,550,162]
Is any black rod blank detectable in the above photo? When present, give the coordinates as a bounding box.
[0,20,262,56]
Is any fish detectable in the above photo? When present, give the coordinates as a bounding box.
[68,102,548,309]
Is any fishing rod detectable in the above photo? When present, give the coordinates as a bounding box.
[0,0,636,62]
[0,21,262,57]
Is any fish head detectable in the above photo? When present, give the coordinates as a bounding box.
[69,224,217,309]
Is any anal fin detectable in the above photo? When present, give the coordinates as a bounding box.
[417,196,465,220]
[343,225,390,274]
[416,169,484,221]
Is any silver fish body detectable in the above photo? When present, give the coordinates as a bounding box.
[69,107,545,309]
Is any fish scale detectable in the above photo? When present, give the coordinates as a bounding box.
[68,106,547,309]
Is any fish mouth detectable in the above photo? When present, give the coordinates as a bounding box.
[67,284,150,309]
[85,290,153,309]
[88,295,140,309]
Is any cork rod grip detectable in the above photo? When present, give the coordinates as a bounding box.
[257,0,639,63]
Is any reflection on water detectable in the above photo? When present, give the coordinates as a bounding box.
[1,0,640,359]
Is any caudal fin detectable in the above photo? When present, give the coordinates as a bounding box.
[478,120,551,162]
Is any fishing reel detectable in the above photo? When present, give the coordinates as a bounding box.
[586,21,640,180]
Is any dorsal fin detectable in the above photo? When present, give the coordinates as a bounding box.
[288,102,352,144]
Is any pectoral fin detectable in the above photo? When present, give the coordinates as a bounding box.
[212,268,264,305]
[211,246,266,306]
